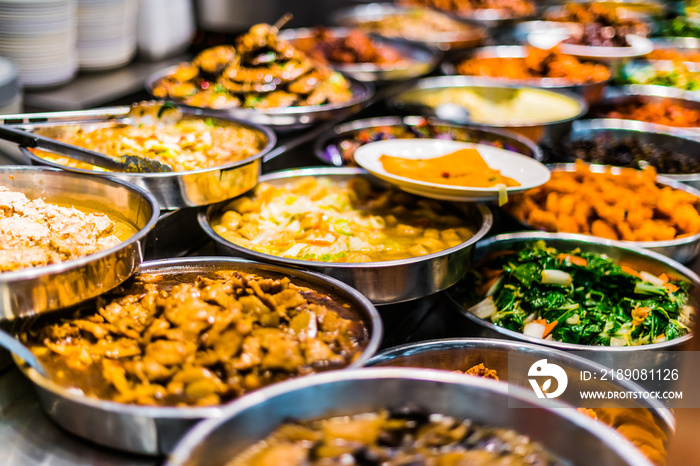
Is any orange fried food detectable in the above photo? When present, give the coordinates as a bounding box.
[380,148,520,188]
[603,99,700,128]
[508,160,700,242]
[456,47,610,84]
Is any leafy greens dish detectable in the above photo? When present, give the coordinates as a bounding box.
[453,240,693,347]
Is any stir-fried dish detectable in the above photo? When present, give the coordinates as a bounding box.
[31,103,267,172]
[545,2,650,46]
[456,47,611,84]
[508,161,700,241]
[566,133,700,174]
[351,8,480,43]
[290,27,408,66]
[152,22,353,110]
[379,148,521,187]
[400,0,536,16]
[600,98,700,127]
[228,407,561,466]
[647,48,700,63]
[454,240,693,346]
[620,61,700,92]
[212,177,475,263]
[22,270,369,407]
[0,187,132,272]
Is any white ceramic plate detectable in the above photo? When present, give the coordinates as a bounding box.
[527,32,653,64]
[354,139,550,201]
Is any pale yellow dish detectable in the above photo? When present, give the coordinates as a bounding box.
[402,87,583,125]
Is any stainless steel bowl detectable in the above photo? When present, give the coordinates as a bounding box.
[313,115,543,167]
[331,4,488,51]
[14,257,383,455]
[278,27,438,83]
[390,76,588,147]
[199,167,493,304]
[368,338,673,464]
[442,45,612,104]
[0,167,159,320]
[592,84,700,131]
[165,368,652,466]
[15,102,276,209]
[145,68,374,131]
[561,118,700,189]
[445,232,697,360]
[517,163,700,263]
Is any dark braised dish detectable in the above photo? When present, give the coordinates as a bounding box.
[326,121,527,166]
[290,27,408,66]
[566,133,700,174]
[228,406,562,466]
[545,2,650,47]
[400,0,536,16]
[21,270,369,406]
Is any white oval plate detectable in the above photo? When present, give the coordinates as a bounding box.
[354,139,550,202]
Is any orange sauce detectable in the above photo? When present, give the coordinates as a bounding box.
[380,148,520,188]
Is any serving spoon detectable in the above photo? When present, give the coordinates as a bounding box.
[0,124,174,174]
[0,327,48,377]
[435,103,472,124]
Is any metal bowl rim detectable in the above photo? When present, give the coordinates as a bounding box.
[442,45,613,87]
[312,115,544,165]
[18,256,383,418]
[604,84,700,104]
[199,166,493,269]
[447,231,697,352]
[145,66,374,117]
[391,75,589,128]
[366,336,675,429]
[18,110,277,178]
[165,367,651,466]
[569,118,700,181]
[0,166,159,282]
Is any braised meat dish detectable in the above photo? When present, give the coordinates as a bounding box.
[228,407,561,466]
[152,22,353,110]
[0,187,128,272]
[22,270,370,407]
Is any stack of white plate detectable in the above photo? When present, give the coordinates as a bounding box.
[0,0,78,88]
[77,0,137,70]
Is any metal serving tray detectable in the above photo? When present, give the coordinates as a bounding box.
[6,102,277,209]
[199,167,493,305]
[0,166,159,320]
[13,257,383,455]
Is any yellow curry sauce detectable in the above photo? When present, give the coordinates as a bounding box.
[211,177,475,263]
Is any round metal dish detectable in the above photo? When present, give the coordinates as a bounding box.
[445,232,697,358]
[442,45,612,104]
[515,163,700,263]
[199,167,493,305]
[165,368,652,466]
[314,115,543,167]
[0,167,159,320]
[560,118,700,189]
[145,67,374,131]
[20,107,277,210]
[278,27,438,83]
[592,84,700,131]
[440,5,538,30]
[368,337,674,463]
[390,75,588,146]
[330,4,488,51]
[511,19,572,44]
[14,256,383,455]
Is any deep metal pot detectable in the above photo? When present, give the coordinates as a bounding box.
[199,167,493,304]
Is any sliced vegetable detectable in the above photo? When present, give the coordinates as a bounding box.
[541,269,572,286]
